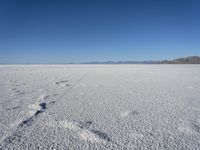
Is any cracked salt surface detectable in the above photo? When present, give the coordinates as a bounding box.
[1,65,200,149]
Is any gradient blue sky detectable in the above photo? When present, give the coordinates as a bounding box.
[0,0,200,63]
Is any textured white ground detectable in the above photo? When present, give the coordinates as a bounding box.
[0,65,200,150]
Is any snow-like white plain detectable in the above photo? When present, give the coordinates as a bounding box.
[0,65,200,149]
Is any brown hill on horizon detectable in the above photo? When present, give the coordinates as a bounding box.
[168,56,200,64]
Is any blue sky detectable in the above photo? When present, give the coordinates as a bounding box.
[0,0,200,63]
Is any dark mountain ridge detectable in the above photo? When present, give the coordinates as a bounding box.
[82,56,200,64]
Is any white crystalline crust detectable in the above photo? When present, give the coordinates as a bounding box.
[0,64,200,149]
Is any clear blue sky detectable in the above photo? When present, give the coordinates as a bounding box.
[0,0,200,63]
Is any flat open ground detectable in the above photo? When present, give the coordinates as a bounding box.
[0,65,200,149]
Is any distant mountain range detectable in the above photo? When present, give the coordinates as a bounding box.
[82,56,200,64]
